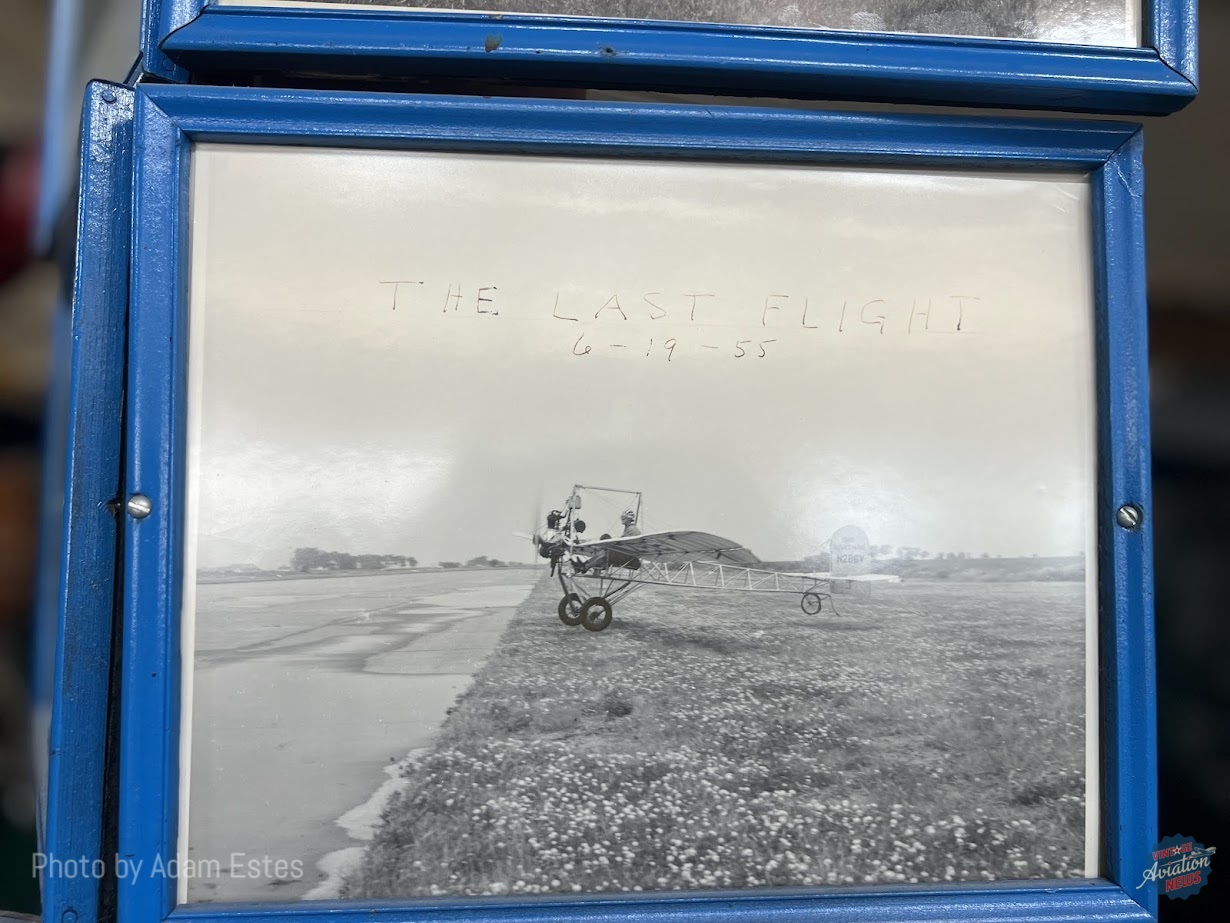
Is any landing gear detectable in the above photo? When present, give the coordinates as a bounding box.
[580,596,613,633]
[559,592,614,631]
[801,591,823,615]
[558,593,584,626]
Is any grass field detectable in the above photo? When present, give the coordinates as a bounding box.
[344,577,1085,898]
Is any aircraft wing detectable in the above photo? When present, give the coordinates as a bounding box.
[576,531,760,566]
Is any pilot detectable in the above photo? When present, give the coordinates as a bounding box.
[535,510,568,575]
[578,510,641,573]
[619,509,642,538]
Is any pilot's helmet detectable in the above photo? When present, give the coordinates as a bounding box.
[546,510,562,528]
[621,509,636,524]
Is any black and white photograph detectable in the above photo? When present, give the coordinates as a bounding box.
[180,145,1098,904]
[225,0,1141,48]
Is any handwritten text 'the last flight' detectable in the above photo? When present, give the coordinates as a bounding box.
[376,281,983,359]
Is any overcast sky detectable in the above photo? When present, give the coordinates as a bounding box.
[186,144,1097,570]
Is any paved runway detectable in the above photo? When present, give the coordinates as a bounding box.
[184,569,538,903]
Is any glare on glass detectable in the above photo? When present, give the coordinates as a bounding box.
[218,0,1142,47]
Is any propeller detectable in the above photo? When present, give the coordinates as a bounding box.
[511,484,545,563]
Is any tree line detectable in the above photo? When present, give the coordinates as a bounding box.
[782,547,1031,572]
[291,548,417,572]
[440,556,511,569]
[291,549,517,572]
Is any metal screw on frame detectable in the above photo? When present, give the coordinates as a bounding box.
[1115,503,1143,531]
[126,494,153,520]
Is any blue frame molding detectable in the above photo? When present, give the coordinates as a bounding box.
[40,81,135,923]
[144,1,1197,115]
[1091,130,1156,919]
[118,84,1156,923]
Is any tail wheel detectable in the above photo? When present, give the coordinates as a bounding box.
[581,596,614,632]
[558,593,584,626]
[801,591,823,615]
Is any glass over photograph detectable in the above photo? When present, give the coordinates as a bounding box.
[221,0,1142,48]
[181,143,1099,904]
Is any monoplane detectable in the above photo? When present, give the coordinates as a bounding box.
[528,485,854,633]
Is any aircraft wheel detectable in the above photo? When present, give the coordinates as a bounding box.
[801,591,823,615]
[581,596,613,633]
[558,593,584,626]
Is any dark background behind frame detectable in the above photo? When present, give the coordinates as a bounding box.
[0,1,1227,921]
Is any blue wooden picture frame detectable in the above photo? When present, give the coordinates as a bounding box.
[142,1,1197,115]
[67,82,1160,923]
[37,80,136,923]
